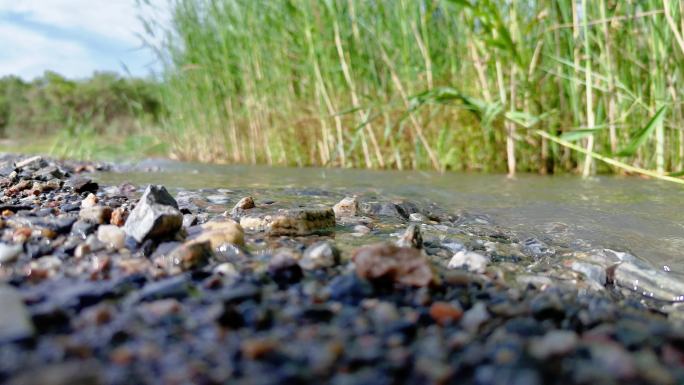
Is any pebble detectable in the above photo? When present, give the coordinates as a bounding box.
[206,194,230,205]
[79,206,112,224]
[15,155,43,169]
[529,330,578,359]
[267,208,336,236]
[124,185,183,243]
[396,223,423,249]
[0,285,34,341]
[612,261,684,302]
[97,225,126,250]
[81,193,98,208]
[352,224,371,235]
[195,220,245,248]
[156,240,212,273]
[0,242,23,264]
[461,302,490,333]
[448,250,489,273]
[570,261,606,285]
[110,207,128,226]
[333,196,358,217]
[352,243,435,287]
[429,301,463,325]
[66,176,98,193]
[299,241,340,270]
[229,196,255,217]
[213,262,239,278]
[6,361,103,385]
[268,252,303,286]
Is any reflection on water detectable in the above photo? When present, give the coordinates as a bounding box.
[95,159,684,273]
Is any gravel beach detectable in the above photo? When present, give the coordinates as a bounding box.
[0,155,683,385]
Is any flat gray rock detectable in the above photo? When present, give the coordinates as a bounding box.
[0,285,34,341]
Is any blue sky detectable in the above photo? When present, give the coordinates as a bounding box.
[0,0,170,80]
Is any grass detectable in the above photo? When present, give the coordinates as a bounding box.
[137,0,684,180]
[0,128,169,162]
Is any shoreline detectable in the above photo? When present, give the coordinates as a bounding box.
[0,154,683,384]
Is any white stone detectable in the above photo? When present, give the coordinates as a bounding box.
[0,243,22,264]
[97,225,126,250]
[299,241,339,270]
[448,250,489,273]
[213,262,239,278]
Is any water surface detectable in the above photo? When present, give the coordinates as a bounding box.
[95,159,684,275]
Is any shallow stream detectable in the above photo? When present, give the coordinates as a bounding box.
[95,159,684,278]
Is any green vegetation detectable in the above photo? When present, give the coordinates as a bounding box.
[0,71,166,160]
[147,0,684,179]
[6,1,684,180]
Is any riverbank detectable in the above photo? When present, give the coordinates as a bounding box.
[0,154,683,384]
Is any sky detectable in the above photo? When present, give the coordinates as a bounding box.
[0,0,170,80]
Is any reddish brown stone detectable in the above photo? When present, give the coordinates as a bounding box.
[429,302,463,325]
[6,180,31,196]
[352,243,435,287]
[110,207,128,227]
[13,227,32,243]
[242,338,277,360]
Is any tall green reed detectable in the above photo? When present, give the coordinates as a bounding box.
[147,0,684,179]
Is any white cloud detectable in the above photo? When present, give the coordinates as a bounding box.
[0,0,171,79]
[0,0,166,45]
[0,23,96,79]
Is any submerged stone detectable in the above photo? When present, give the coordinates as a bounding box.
[333,196,358,217]
[124,185,183,243]
[241,208,335,236]
[229,196,255,217]
[268,208,335,236]
[612,261,684,302]
[570,261,607,286]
